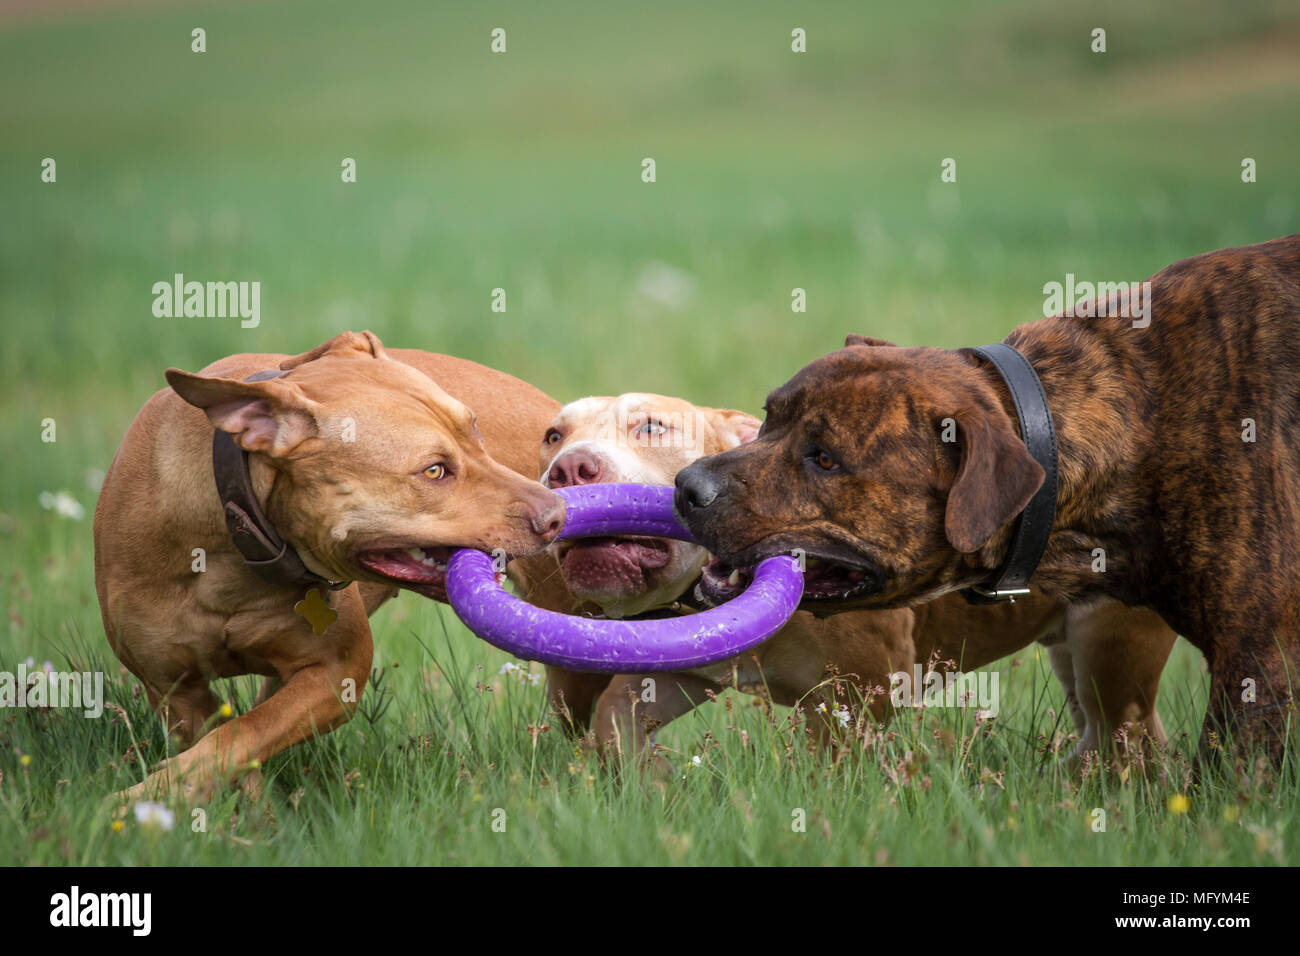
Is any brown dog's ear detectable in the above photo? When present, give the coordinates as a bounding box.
[707,408,762,448]
[944,407,1044,553]
[279,330,387,370]
[844,334,898,348]
[165,369,320,457]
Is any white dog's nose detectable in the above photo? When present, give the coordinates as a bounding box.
[547,451,604,488]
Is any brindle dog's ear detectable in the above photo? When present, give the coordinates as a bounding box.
[280,330,387,370]
[844,334,899,348]
[944,407,1044,553]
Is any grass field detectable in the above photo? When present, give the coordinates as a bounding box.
[2,0,1298,865]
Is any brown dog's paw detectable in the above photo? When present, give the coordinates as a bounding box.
[112,759,218,811]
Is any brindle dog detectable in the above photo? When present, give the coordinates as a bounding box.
[676,235,1300,763]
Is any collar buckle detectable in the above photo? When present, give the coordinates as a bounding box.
[963,586,1031,604]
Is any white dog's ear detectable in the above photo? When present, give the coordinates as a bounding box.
[166,369,320,457]
[708,408,761,448]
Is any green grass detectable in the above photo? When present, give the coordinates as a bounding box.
[2,0,1299,864]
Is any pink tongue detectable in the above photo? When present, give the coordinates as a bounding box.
[591,539,670,569]
[363,552,443,582]
[562,539,671,579]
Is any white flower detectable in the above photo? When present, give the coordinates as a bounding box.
[690,755,702,767]
[499,661,541,686]
[833,705,851,728]
[815,702,827,713]
[38,490,85,521]
[634,261,696,309]
[133,801,175,830]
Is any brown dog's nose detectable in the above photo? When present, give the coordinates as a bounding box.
[529,495,567,542]
[547,451,603,488]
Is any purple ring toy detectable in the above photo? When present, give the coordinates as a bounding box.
[445,484,804,672]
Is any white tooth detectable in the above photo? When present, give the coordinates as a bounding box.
[406,548,424,560]
[728,570,741,586]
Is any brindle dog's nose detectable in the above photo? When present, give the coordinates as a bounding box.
[674,463,721,515]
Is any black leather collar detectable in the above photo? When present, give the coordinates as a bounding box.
[960,344,1058,605]
[211,369,344,592]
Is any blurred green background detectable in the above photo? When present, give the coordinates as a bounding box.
[0,0,1298,864]
[4,0,1298,644]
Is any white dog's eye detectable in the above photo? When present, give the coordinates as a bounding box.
[544,429,563,445]
[638,420,667,436]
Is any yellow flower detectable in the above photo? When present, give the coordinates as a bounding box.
[111,820,124,833]
[19,754,30,767]
[219,703,233,718]
[1167,794,1190,814]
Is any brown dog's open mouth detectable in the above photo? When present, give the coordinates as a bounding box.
[558,536,672,596]
[699,553,878,605]
[355,546,462,600]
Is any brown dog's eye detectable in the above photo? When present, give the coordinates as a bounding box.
[423,464,447,481]
[544,429,563,446]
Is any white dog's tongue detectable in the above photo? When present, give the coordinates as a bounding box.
[561,536,671,592]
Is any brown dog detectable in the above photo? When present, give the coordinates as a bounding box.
[538,393,1175,762]
[94,331,565,802]
[676,235,1300,761]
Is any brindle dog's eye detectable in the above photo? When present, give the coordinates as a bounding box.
[544,429,563,445]
[812,449,839,472]
[423,463,447,481]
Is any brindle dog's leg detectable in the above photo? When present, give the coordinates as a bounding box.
[1203,624,1298,770]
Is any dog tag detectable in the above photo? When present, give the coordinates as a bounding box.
[294,588,338,635]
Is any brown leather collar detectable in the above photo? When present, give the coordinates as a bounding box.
[211,370,345,591]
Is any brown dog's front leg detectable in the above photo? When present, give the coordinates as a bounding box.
[122,592,375,804]
[1059,603,1175,761]
[545,667,612,733]
[594,673,722,765]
